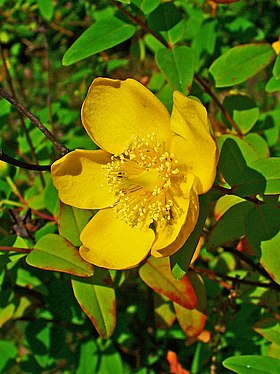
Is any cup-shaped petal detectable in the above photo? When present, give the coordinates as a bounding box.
[81,78,171,154]
[80,208,155,269]
[51,149,116,209]
[170,92,217,194]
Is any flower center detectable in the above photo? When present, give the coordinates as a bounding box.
[104,135,183,228]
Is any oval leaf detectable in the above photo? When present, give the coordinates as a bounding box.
[26,234,94,277]
[223,355,280,374]
[209,43,275,87]
[37,0,54,21]
[156,46,195,94]
[174,273,207,337]
[63,17,136,66]
[71,268,116,339]
[139,257,197,309]
[58,203,92,246]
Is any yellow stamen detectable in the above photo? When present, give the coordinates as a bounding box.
[104,135,184,228]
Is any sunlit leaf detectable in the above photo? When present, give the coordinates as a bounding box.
[71,268,116,339]
[139,257,197,309]
[154,293,176,329]
[209,43,275,87]
[254,317,280,346]
[26,234,94,277]
[223,355,280,374]
[156,46,195,94]
[58,203,92,246]
[37,0,54,21]
[63,17,136,65]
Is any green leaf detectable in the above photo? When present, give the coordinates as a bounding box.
[71,268,116,339]
[171,193,211,279]
[207,201,253,250]
[156,46,195,94]
[139,257,197,309]
[26,234,94,277]
[255,317,280,346]
[77,340,98,374]
[62,17,136,66]
[209,43,275,87]
[58,203,92,246]
[147,2,184,45]
[37,0,54,21]
[245,205,280,284]
[223,355,280,374]
[273,54,280,80]
[265,76,280,93]
[235,157,280,196]
[0,340,17,372]
[223,94,260,134]
[244,133,270,159]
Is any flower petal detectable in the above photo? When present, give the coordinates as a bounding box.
[151,175,198,255]
[170,91,218,194]
[81,77,171,154]
[51,149,116,209]
[151,183,199,257]
[79,208,155,270]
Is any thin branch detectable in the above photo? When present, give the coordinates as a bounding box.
[0,44,45,186]
[110,0,170,49]
[194,267,279,290]
[223,246,276,284]
[0,149,51,171]
[0,87,69,155]
[195,75,243,137]
[0,246,31,254]
[212,184,262,205]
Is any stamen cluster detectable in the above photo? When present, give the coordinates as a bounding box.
[104,135,182,228]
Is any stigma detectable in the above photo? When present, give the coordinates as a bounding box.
[104,135,183,228]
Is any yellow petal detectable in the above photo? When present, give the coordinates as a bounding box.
[170,91,218,194]
[51,149,116,209]
[81,77,171,154]
[152,184,199,257]
[151,175,198,256]
[79,208,155,270]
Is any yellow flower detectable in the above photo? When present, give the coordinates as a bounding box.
[51,78,217,270]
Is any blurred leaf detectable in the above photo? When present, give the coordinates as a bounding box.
[223,94,260,134]
[77,340,98,374]
[72,268,116,339]
[174,273,207,337]
[58,203,92,246]
[245,205,280,284]
[139,257,197,309]
[154,293,176,329]
[26,234,94,277]
[223,355,280,373]
[0,340,17,372]
[63,17,136,65]
[156,46,195,94]
[37,0,54,21]
[207,201,253,250]
[171,193,211,279]
[272,54,280,79]
[254,317,280,346]
[265,76,280,92]
[209,43,275,87]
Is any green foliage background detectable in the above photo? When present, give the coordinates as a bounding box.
[0,0,279,373]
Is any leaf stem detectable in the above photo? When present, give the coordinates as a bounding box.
[0,87,70,155]
[0,246,31,253]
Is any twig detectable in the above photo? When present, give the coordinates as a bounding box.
[212,184,262,205]
[0,246,31,253]
[0,87,69,155]
[194,267,279,290]
[195,75,243,137]
[0,44,46,186]
[0,149,51,171]
[110,0,171,49]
